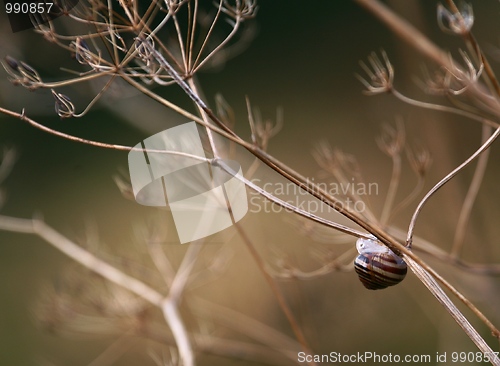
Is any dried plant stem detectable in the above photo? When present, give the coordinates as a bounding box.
[407,127,500,247]
[197,87,318,364]
[390,91,496,259]
[388,226,500,274]
[188,78,220,157]
[451,124,492,257]
[232,223,317,366]
[215,160,369,238]
[242,97,276,179]
[135,299,302,365]
[427,253,500,274]
[463,33,500,98]
[73,75,117,117]
[401,119,500,349]
[0,147,17,185]
[312,144,378,223]
[148,240,176,287]
[88,332,134,366]
[30,71,111,89]
[388,175,424,222]
[138,40,232,138]
[0,106,372,239]
[376,232,500,344]
[2,89,322,366]
[0,216,162,303]
[161,241,202,366]
[191,297,303,364]
[405,256,500,365]
[443,0,500,97]
[120,74,206,123]
[4,89,499,350]
[439,0,499,259]
[4,0,500,350]
[0,107,210,161]
[139,40,418,244]
[390,90,499,128]
[354,0,500,117]
[354,0,451,66]
[0,215,197,366]
[267,247,357,280]
[13,89,367,234]
[191,2,242,73]
[380,152,401,226]
[4,97,499,346]
[0,202,312,366]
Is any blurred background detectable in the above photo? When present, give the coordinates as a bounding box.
[1,0,500,365]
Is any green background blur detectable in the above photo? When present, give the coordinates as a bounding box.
[1,1,500,365]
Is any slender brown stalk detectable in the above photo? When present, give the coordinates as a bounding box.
[451,124,492,257]
[233,223,317,366]
[405,256,499,365]
[354,0,500,117]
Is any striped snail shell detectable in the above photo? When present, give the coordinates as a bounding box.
[354,237,407,290]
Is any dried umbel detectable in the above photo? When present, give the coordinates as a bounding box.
[51,89,75,118]
[354,238,407,290]
[357,51,394,95]
[1,56,42,89]
[437,2,474,35]
[71,37,96,66]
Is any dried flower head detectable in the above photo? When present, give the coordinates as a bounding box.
[164,0,189,14]
[357,51,394,95]
[438,2,474,35]
[71,37,95,66]
[215,94,236,130]
[134,36,156,67]
[312,142,361,180]
[376,120,405,157]
[418,51,482,96]
[446,50,483,95]
[406,142,432,177]
[254,111,283,150]
[1,56,42,89]
[418,65,453,95]
[221,0,258,20]
[4,55,19,71]
[52,89,75,118]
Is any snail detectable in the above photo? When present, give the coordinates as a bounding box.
[354,237,407,290]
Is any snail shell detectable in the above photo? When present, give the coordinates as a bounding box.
[354,238,407,290]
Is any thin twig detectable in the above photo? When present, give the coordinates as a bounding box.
[404,256,500,365]
[161,242,202,366]
[231,224,317,366]
[390,90,499,128]
[354,0,500,118]
[0,214,198,366]
[451,124,492,257]
[407,125,500,248]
